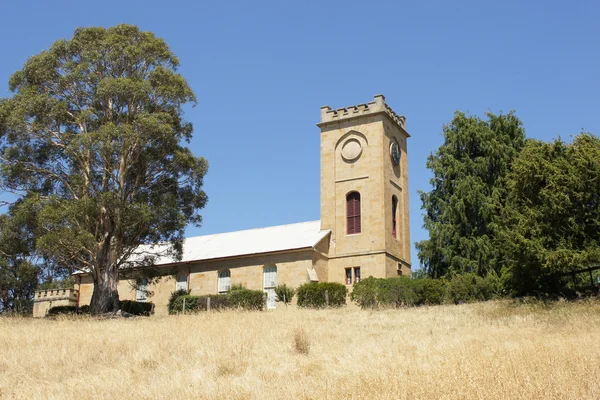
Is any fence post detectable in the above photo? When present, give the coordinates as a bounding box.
[182,297,186,314]
[283,293,287,306]
[207,297,211,311]
[325,290,329,307]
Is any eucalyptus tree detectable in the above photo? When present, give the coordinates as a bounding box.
[416,111,525,278]
[0,25,208,313]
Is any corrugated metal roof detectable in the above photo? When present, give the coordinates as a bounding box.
[130,220,329,267]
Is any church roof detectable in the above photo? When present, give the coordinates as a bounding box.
[128,220,329,267]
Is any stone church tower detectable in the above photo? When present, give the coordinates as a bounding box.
[318,95,411,285]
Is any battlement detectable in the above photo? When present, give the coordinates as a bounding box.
[33,288,78,301]
[319,94,407,130]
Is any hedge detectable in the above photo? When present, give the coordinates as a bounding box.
[296,282,347,308]
[119,300,154,315]
[228,289,265,310]
[350,274,504,309]
[47,306,78,315]
[169,288,265,314]
[46,301,152,316]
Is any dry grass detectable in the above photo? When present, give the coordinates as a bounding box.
[1,299,599,399]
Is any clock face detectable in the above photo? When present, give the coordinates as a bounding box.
[390,141,400,166]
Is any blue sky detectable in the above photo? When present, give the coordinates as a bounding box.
[1,0,599,268]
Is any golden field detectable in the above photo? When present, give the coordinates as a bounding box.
[1,300,599,400]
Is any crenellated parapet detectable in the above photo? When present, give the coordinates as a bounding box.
[34,288,78,301]
[32,288,79,317]
[319,94,407,131]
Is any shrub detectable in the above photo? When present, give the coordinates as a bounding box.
[120,300,154,316]
[297,282,347,308]
[228,289,265,311]
[350,277,381,308]
[78,305,90,314]
[378,276,418,307]
[413,277,447,305]
[275,284,296,304]
[168,289,190,314]
[169,295,230,314]
[47,306,77,315]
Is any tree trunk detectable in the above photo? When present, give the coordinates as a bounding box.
[89,264,120,314]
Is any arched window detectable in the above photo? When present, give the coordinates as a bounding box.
[218,270,231,294]
[347,191,361,234]
[263,266,277,289]
[264,266,278,309]
[392,195,398,238]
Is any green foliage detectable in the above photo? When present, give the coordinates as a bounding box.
[296,282,347,308]
[228,289,265,311]
[416,111,526,278]
[120,300,154,316]
[0,200,39,314]
[0,25,208,314]
[275,284,295,304]
[169,295,230,313]
[351,274,503,309]
[47,306,78,315]
[413,277,447,305]
[498,133,600,294]
[168,290,264,314]
[167,288,190,314]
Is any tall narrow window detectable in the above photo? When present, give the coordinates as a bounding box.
[263,266,277,289]
[354,267,361,283]
[345,268,352,285]
[392,195,398,238]
[218,270,231,294]
[263,266,277,310]
[346,191,361,234]
[136,278,148,302]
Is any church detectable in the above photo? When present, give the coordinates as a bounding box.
[32,95,411,316]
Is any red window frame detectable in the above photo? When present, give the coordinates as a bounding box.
[346,192,361,234]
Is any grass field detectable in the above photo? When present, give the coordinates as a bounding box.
[1,299,599,399]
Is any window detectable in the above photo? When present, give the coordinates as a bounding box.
[176,273,188,291]
[345,267,361,285]
[263,266,278,310]
[263,266,277,289]
[392,195,398,238]
[218,270,231,294]
[136,278,148,302]
[346,191,361,234]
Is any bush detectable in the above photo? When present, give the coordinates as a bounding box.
[47,306,77,315]
[351,273,505,309]
[297,282,347,308]
[378,276,418,307]
[120,300,154,315]
[169,295,230,314]
[413,278,447,305]
[351,277,422,308]
[228,289,265,311]
[168,289,190,314]
[350,277,381,308]
[275,284,295,304]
